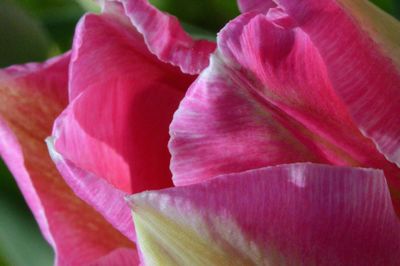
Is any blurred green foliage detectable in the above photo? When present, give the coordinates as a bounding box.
[371,0,400,15]
[11,0,85,52]
[0,0,399,265]
[0,0,51,67]
[150,0,240,33]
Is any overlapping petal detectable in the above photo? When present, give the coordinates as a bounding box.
[0,54,137,265]
[101,0,216,74]
[275,0,400,171]
[88,248,138,266]
[127,163,400,265]
[51,12,197,240]
[47,136,136,242]
[169,9,400,213]
[245,0,400,175]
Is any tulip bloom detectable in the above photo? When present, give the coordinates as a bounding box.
[0,0,399,265]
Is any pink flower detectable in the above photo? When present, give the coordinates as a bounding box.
[0,0,214,264]
[0,0,399,265]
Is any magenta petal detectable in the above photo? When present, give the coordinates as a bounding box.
[0,54,137,265]
[59,13,194,192]
[52,13,195,236]
[47,136,135,241]
[237,0,276,13]
[88,248,138,266]
[169,11,400,213]
[128,163,400,265]
[170,14,325,186]
[275,0,400,168]
[105,0,216,74]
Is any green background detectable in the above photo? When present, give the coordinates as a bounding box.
[0,0,399,265]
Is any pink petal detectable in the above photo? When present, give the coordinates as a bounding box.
[274,0,400,168]
[237,0,276,13]
[169,12,400,213]
[68,2,151,101]
[127,163,400,265]
[170,14,324,186]
[102,0,216,74]
[53,13,195,236]
[47,136,136,242]
[0,54,137,265]
[88,248,139,266]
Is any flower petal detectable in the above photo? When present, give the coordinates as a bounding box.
[169,12,400,213]
[127,163,400,265]
[47,136,136,241]
[237,0,276,13]
[52,13,195,237]
[0,54,137,265]
[274,0,400,167]
[102,0,216,74]
[88,248,139,266]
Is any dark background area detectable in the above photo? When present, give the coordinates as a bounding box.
[0,0,399,265]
